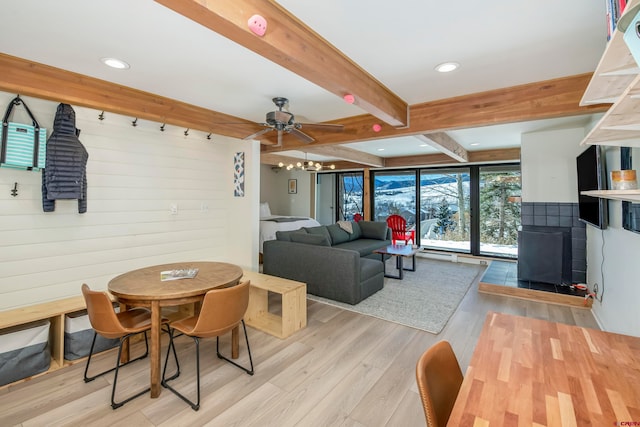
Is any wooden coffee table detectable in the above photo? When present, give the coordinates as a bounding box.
[373,244,418,279]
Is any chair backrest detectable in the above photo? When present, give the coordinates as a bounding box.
[386,214,407,239]
[415,340,463,427]
[190,281,250,338]
[81,284,127,339]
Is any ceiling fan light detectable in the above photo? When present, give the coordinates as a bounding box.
[296,162,302,167]
[329,164,336,170]
[278,162,284,167]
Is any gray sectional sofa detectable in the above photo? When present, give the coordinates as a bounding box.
[262,221,391,304]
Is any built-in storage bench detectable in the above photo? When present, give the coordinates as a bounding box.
[0,296,89,388]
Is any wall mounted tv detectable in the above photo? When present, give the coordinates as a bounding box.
[576,144,608,229]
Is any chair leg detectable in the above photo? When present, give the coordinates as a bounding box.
[162,334,201,411]
[111,333,151,409]
[216,320,254,375]
[84,331,149,383]
[161,327,181,383]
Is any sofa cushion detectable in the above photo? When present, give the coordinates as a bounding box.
[348,221,362,241]
[327,223,350,245]
[276,229,306,242]
[290,232,331,246]
[359,221,389,240]
[334,238,389,257]
[303,225,332,245]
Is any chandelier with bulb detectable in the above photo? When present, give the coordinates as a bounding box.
[278,154,335,171]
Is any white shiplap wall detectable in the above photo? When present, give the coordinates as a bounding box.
[0,92,259,311]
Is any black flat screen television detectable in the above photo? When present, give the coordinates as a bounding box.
[576,145,608,229]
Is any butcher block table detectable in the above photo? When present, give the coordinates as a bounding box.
[108,261,243,398]
[447,311,640,426]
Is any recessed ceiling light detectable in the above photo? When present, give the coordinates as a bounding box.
[419,144,428,147]
[435,62,459,73]
[377,148,385,151]
[470,142,480,146]
[100,57,130,70]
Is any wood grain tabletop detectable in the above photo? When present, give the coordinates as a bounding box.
[448,311,640,426]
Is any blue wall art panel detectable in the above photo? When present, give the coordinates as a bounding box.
[233,151,245,197]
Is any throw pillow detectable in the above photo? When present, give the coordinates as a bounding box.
[327,223,350,245]
[359,221,389,240]
[303,225,332,245]
[337,220,353,234]
[290,232,330,246]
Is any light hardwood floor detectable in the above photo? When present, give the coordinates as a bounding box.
[0,273,598,427]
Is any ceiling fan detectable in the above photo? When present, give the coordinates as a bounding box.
[242,97,344,146]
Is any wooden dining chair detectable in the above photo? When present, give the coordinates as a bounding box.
[81,284,172,409]
[161,280,254,411]
[415,340,463,427]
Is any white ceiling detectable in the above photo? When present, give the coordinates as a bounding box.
[0,0,608,161]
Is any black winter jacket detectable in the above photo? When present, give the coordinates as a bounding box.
[42,104,88,213]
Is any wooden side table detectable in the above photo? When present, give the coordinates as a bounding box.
[242,271,306,339]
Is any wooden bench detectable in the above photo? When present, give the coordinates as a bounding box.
[0,296,88,386]
[242,271,307,339]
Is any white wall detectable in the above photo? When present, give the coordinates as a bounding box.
[0,92,259,311]
[521,127,586,202]
[259,165,314,217]
[522,126,639,336]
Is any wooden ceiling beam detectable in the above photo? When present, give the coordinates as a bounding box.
[154,0,408,127]
[329,147,521,170]
[0,53,259,139]
[414,133,468,162]
[262,73,610,150]
[304,145,384,167]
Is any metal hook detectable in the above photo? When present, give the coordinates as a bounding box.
[98,111,105,121]
[11,182,18,197]
[184,128,189,136]
[132,118,138,127]
[160,123,166,132]
[206,133,212,140]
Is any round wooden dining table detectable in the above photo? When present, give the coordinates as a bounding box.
[108,261,243,398]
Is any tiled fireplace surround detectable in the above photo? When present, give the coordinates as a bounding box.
[520,202,587,284]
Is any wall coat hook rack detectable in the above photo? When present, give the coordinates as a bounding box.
[11,182,18,197]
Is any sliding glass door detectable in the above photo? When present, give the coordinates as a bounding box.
[419,168,471,252]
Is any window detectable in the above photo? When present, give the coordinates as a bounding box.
[338,172,364,221]
[419,169,470,252]
[372,170,417,226]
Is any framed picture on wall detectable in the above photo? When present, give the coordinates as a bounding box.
[288,179,297,194]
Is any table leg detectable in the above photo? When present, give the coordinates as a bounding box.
[150,301,161,398]
[231,325,239,359]
[119,302,130,364]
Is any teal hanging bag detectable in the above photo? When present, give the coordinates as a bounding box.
[0,95,47,171]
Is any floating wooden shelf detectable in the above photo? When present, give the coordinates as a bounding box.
[581,0,640,147]
[581,189,640,202]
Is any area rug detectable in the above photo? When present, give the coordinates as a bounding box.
[307,257,486,334]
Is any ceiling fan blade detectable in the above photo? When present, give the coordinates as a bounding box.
[290,128,315,144]
[299,123,344,132]
[242,127,273,140]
